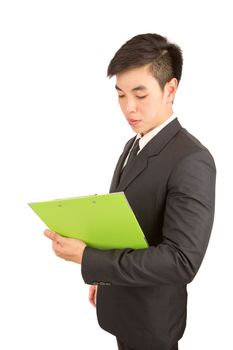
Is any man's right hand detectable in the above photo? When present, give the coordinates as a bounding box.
[89,285,98,308]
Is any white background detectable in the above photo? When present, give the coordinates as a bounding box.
[0,0,232,349]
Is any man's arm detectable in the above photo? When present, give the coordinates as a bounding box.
[81,149,216,287]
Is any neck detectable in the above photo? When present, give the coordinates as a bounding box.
[141,111,174,137]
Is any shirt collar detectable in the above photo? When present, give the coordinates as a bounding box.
[136,113,177,151]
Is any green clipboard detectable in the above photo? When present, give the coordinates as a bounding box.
[28,192,148,250]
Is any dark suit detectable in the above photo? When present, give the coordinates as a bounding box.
[82,118,216,350]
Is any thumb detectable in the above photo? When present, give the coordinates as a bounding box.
[44,229,60,241]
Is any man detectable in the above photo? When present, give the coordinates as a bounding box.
[44,33,216,350]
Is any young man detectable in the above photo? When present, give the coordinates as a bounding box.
[44,33,216,350]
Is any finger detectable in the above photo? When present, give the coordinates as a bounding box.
[89,296,96,307]
[89,287,94,303]
[52,240,61,252]
[89,286,97,307]
[94,289,97,306]
[91,301,96,308]
[44,229,60,241]
[89,287,94,300]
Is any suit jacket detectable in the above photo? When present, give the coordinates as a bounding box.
[81,118,216,350]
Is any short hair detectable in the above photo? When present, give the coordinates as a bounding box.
[107,33,183,89]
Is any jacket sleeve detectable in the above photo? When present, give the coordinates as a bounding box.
[81,149,216,287]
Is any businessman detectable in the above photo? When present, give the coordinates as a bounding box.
[44,33,216,350]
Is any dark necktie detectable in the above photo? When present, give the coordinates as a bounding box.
[119,138,140,183]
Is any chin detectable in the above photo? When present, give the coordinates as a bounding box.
[131,125,144,134]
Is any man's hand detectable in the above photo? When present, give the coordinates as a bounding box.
[44,229,86,264]
[89,285,98,308]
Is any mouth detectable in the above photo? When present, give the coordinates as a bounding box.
[128,119,141,126]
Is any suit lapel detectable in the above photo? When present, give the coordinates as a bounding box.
[117,148,149,191]
[147,118,182,157]
[109,137,136,192]
[110,118,182,192]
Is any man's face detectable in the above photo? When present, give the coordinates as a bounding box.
[115,64,175,135]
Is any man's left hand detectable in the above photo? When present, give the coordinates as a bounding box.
[44,229,86,264]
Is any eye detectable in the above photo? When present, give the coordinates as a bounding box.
[118,95,125,98]
[136,95,147,99]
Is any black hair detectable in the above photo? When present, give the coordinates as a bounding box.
[107,33,183,89]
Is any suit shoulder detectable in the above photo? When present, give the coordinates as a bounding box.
[173,127,216,169]
[178,127,206,149]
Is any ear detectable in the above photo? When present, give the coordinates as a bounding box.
[165,78,178,103]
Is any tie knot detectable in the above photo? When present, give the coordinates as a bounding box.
[130,138,140,156]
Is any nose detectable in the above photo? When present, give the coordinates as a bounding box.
[126,99,137,113]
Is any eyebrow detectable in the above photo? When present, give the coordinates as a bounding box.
[115,84,148,92]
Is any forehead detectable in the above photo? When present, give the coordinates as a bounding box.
[116,65,160,92]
